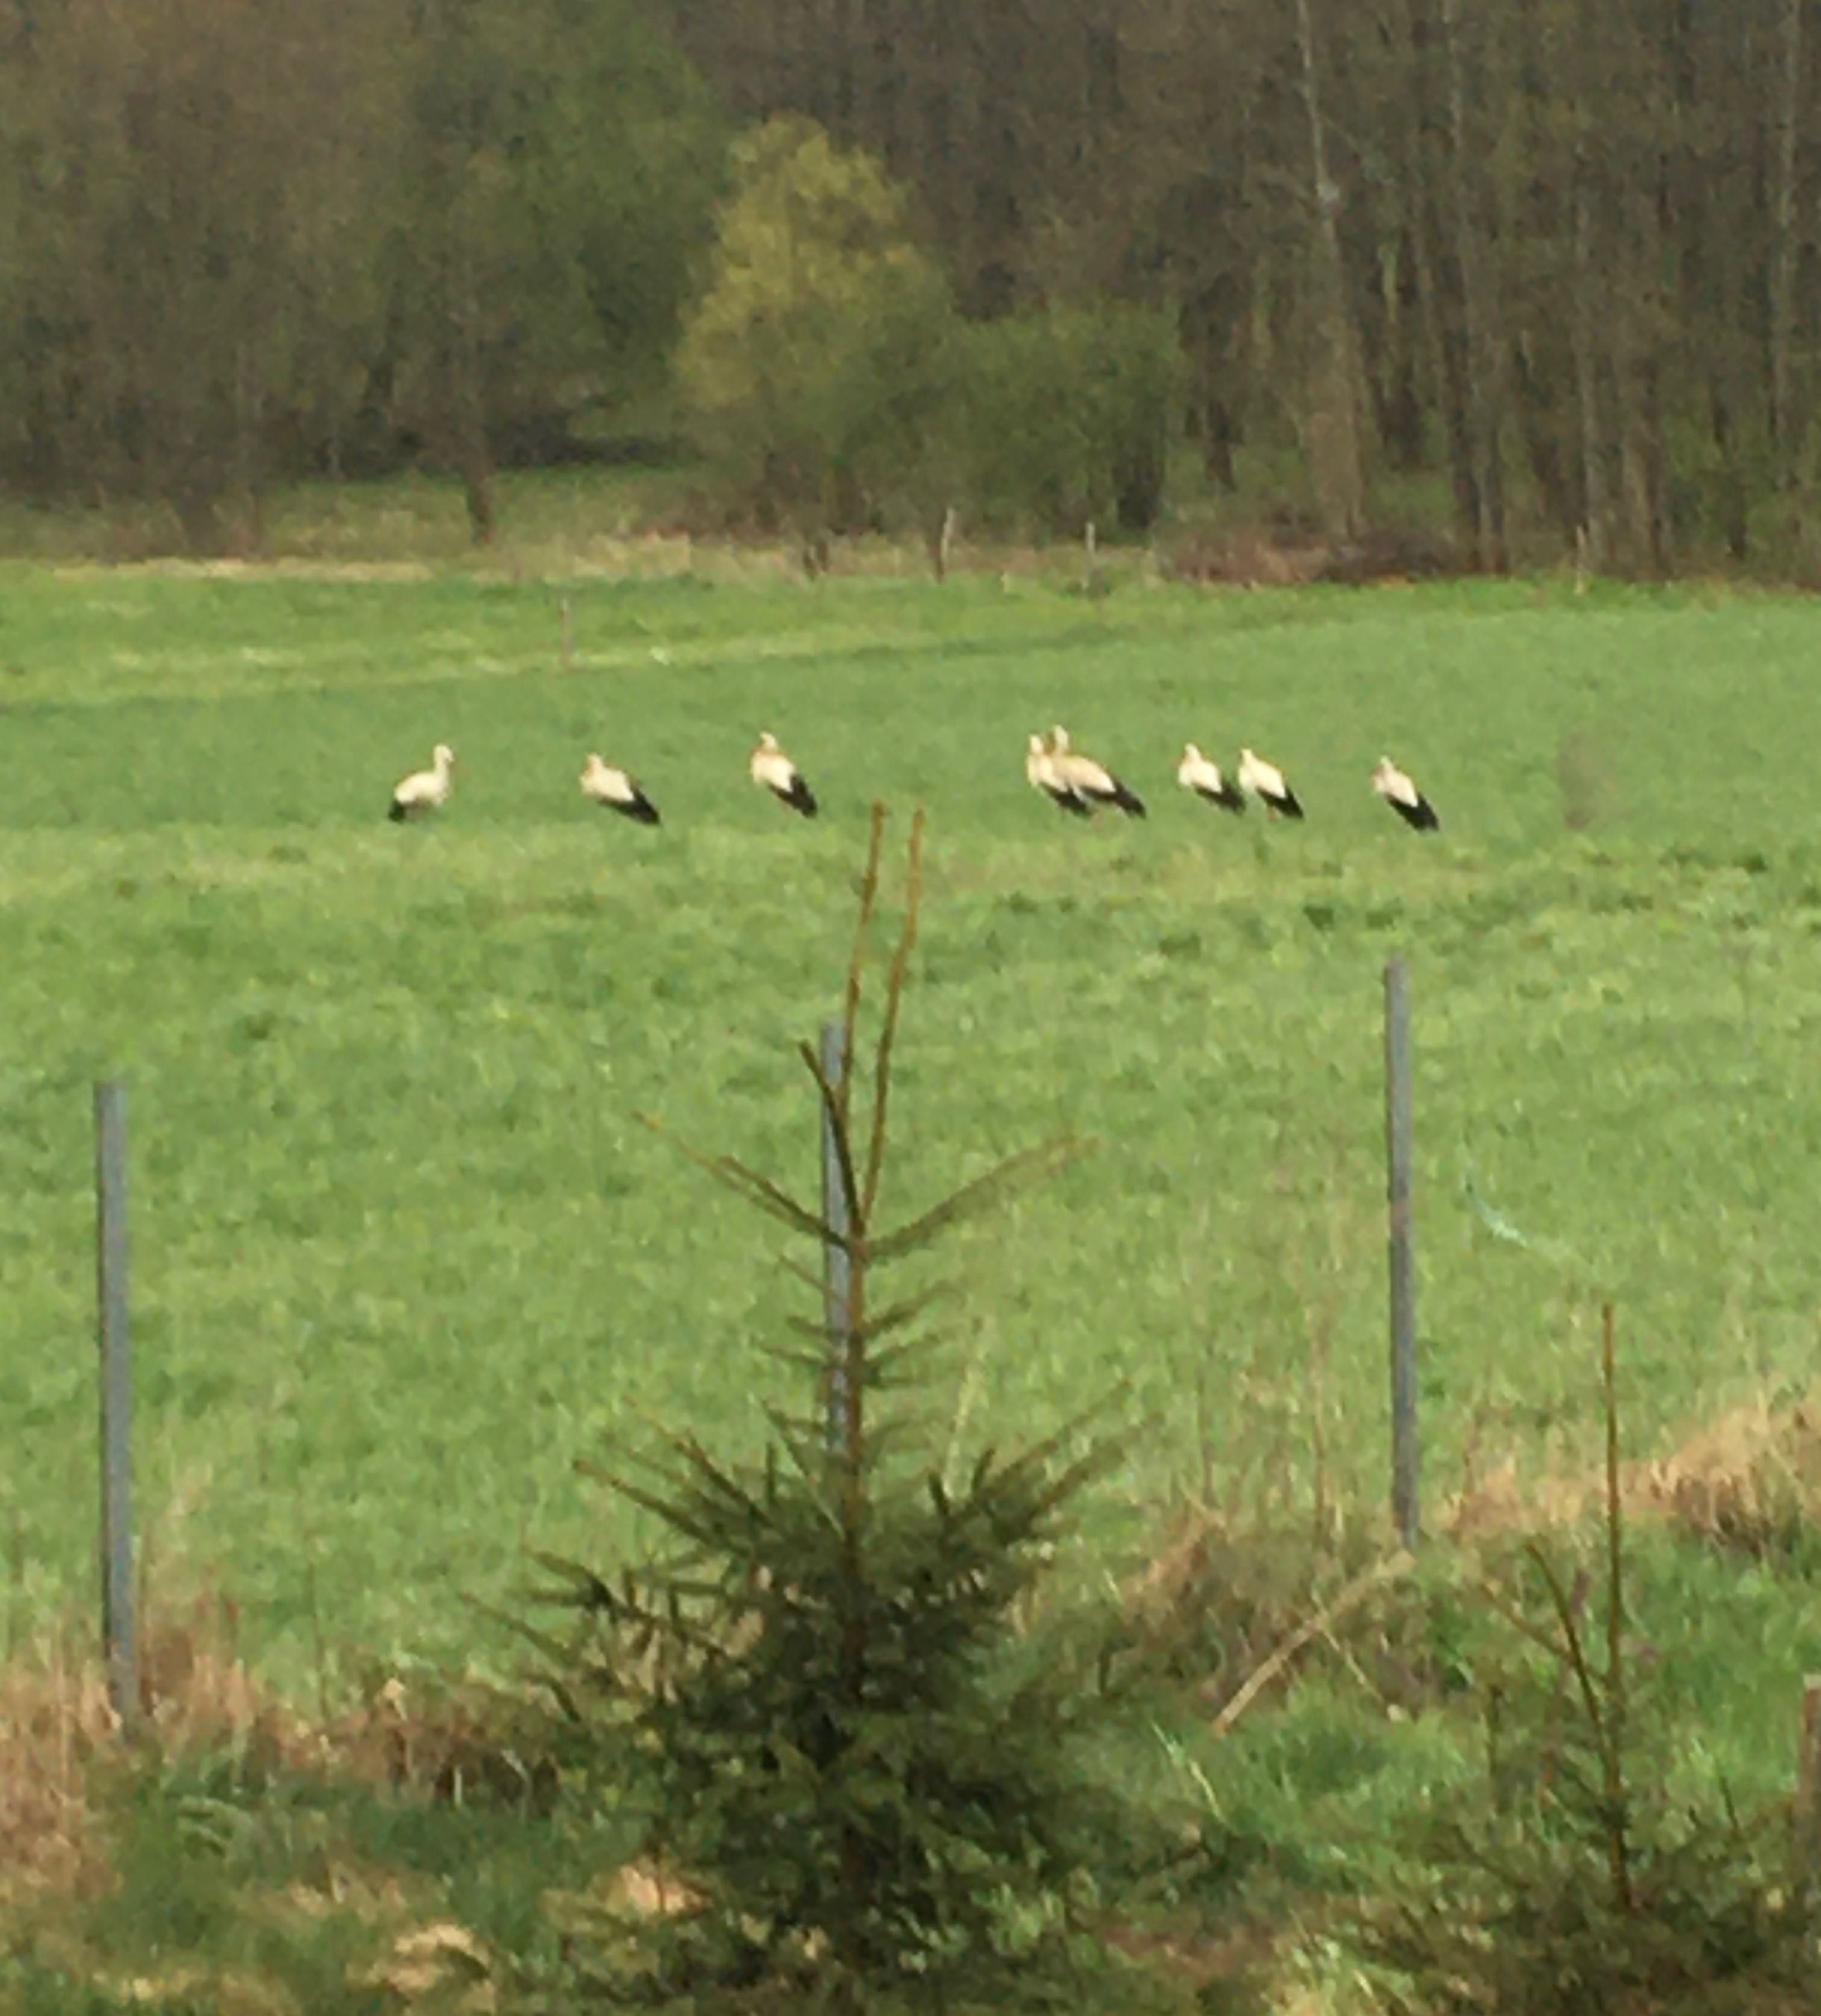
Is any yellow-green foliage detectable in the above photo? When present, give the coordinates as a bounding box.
[677,116,955,525]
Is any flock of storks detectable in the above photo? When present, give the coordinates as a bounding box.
[1023,728,1440,830]
[386,729,1441,833]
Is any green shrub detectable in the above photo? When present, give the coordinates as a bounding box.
[677,119,958,537]
[676,120,1180,552]
[944,307,1181,539]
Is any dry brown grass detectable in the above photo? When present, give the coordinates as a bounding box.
[0,1588,304,1912]
[0,1580,565,1933]
[355,1921,497,2008]
[1443,1392,1821,1558]
[0,1590,580,2015]
[1638,1395,1821,1556]
[0,1648,117,1909]
[1126,1391,1821,1743]
[1166,523,1459,588]
[1126,1510,1435,1726]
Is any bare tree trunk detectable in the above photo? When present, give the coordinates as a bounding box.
[830,0,856,129]
[1386,0,1479,540]
[1292,0,1365,539]
[1769,0,1804,487]
[1439,0,1505,569]
[231,337,262,556]
[1628,351,1673,573]
[1570,16,1611,574]
[447,204,495,546]
[1509,336,1576,535]
[455,410,495,546]
[1374,233,1427,472]
[1185,269,1249,490]
[1570,192,1609,568]
[867,0,904,163]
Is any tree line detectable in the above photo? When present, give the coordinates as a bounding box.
[665,0,1821,573]
[0,0,724,548]
[673,0,1821,572]
[2,0,1817,572]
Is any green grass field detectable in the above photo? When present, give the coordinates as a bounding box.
[2,554,1819,1716]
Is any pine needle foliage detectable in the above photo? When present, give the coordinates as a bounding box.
[530,806,1134,2008]
[1359,1309,1820,2015]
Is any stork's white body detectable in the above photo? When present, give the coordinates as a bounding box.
[1048,733,1147,818]
[1027,733,1090,815]
[1177,743,1246,813]
[1237,747,1303,819]
[581,753,660,825]
[750,731,819,816]
[1372,756,1440,831]
[389,743,456,822]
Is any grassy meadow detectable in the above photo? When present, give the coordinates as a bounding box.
[2,544,1820,1727]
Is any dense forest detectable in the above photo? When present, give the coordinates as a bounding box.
[1,0,1817,572]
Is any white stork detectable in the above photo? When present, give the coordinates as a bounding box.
[581,753,661,827]
[750,731,819,818]
[1050,731,1147,818]
[1373,756,1440,832]
[1027,733,1091,816]
[389,743,456,822]
[1177,743,1246,813]
[1237,747,1304,820]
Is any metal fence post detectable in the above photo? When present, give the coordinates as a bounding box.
[95,1080,137,1723]
[820,1020,853,1456]
[1385,958,1420,1549]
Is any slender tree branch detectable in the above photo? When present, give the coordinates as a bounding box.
[862,803,926,1221]
[1522,1540,1610,1761]
[839,801,889,1130]
[872,1133,1091,1260]
[800,1039,864,1230]
[639,1114,837,1244]
[1211,1553,1414,1739]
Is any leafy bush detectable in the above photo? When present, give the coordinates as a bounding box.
[677,119,958,537]
[677,120,1182,551]
[944,307,1181,539]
